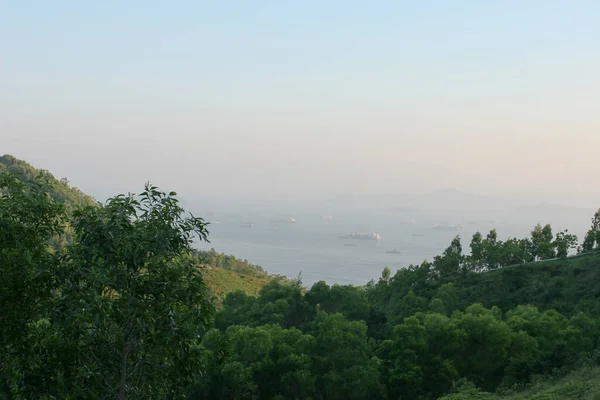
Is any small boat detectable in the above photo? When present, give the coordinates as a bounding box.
[240,221,254,228]
[412,233,425,237]
[344,243,358,247]
[385,249,401,254]
[321,215,333,220]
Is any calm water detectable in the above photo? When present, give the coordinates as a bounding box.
[194,206,590,287]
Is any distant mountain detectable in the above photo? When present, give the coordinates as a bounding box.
[327,188,522,212]
[416,188,521,211]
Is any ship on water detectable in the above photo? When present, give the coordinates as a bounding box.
[271,217,296,223]
[432,223,463,231]
[340,232,382,240]
[240,221,254,228]
[321,215,333,221]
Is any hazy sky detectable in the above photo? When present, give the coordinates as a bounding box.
[2,1,600,206]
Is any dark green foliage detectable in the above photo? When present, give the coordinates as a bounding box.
[581,209,600,253]
[1,172,213,399]
[0,154,97,252]
[0,154,96,213]
[0,173,67,397]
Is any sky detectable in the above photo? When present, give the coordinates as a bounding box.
[1,1,600,207]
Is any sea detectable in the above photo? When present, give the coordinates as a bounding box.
[192,202,593,287]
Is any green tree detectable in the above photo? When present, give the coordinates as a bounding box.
[434,283,459,314]
[51,184,213,398]
[0,173,66,396]
[469,232,485,271]
[452,304,513,390]
[554,230,578,258]
[482,229,504,269]
[305,282,371,322]
[310,312,382,400]
[581,209,600,252]
[531,223,556,260]
[433,236,464,277]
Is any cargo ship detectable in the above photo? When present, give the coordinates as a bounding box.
[271,217,296,223]
[432,223,463,231]
[340,232,382,240]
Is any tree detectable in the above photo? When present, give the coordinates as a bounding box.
[0,173,66,396]
[310,312,381,400]
[452,304,514,390]
[482,229,504,270]
[531,224,556,260]
[581,209,600,252]
[554,230,578,258]
[380,266,391,283]
[49,184,213,398]
[469,232,485,271]
[434,236,464,277]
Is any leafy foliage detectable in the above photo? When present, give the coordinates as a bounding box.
[1,173,213,399]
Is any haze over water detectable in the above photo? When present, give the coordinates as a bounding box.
[192,194,594,286]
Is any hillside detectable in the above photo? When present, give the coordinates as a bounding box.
[202,267,272,306]
[453,253,600,317]
[0,154,96,212]
[442,366,600,399]
[0,155,275,302]
[193,248,276,306]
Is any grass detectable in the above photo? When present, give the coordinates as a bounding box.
[498,367,600,400]
[441,367,600,400]
[201,266,272,307]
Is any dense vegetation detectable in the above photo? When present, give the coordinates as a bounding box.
[0,155,96,212]
[194,248,267,277]
[2,158,600,399]
[0,155,97,251]
[194,249,288,306]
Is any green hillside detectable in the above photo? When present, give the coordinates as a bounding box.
[454,253,600,317]
[441,366,600,399]
[202,267,272,306]
[192,249,277,306]
[0,154,274,302]
[0,154,97,212]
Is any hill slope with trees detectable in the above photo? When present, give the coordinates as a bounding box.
[2,157,600,399]
[0,154,275,299]
[0,154,96,212]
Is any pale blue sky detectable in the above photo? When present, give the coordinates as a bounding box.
[2,1,600,205]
